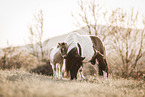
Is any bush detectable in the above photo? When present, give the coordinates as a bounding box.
[30,60,53,76]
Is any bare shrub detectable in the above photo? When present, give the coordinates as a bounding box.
[72,0,108,41]
[0,46,26,70]
[28,10,48,64]
[108,8,145,78]
[30,59,53,76]
[26,10,52,75]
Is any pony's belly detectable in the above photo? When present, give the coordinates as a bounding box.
[82,44,94,62]
[77,35,94,62]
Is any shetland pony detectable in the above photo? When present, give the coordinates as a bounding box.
[65,33,108,80]
[49,42,68,79]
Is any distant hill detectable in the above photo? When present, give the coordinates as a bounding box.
[0,24,144,57]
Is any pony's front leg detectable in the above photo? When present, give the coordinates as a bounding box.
[79,66,85,80]
[59,64,63,79]
[62,59,68,78]
[56,63,59,78]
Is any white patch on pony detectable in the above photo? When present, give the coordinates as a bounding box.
[103,71,108,78]
[65,32,94,62]
[50,46,59,62]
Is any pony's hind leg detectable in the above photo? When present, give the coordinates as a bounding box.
[51,63,57,78]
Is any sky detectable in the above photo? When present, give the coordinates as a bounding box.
[0,0,145,48]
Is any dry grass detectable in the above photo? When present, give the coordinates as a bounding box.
[0,69,144,97]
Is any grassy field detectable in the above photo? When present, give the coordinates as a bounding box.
[0,69,144,97]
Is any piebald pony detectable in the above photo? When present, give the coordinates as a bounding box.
[49,42,68,79]
[65,33,108,80]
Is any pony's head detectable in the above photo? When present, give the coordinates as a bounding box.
[57,42,68,58]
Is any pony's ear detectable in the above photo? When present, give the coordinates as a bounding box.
[57,42,60,48]
[62,42,65,45]
[81,57,85,61]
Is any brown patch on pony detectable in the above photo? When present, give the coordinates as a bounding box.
[90,36,104,54]
[90,36,109,77]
